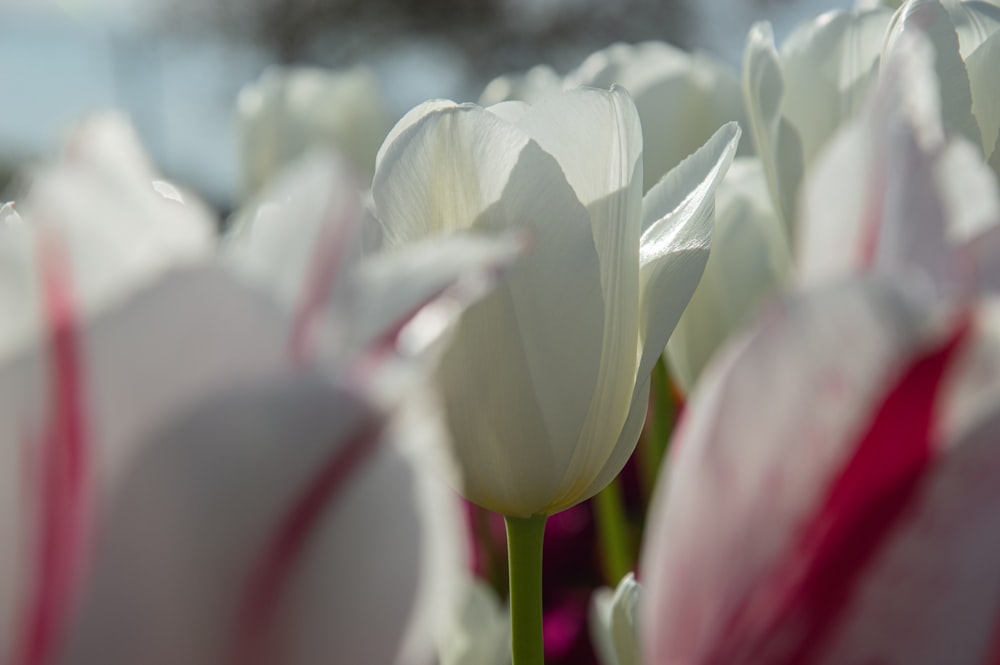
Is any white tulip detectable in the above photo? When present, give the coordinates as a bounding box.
[481,42,745,192]
[798,30,1000,293]
[438,579,510,665]
[742,8,890,238]
[671,0,1000,391]
[744,0,1000,235]
[589,573,641,665]
[372,86,739,517]
[564,43,746,192]
[479,65,561,107]
[884,0,1000,174]
[237,65,391,198]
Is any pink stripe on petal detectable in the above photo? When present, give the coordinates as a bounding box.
[709,319,970,665]
[858,173,887,270]
[287,199,357,366]
[13,234,91,665]
[230,417,384,665]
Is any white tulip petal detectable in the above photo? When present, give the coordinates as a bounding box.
[0,204,33,646]
[374,105,531,240]
[639,122,740,381]
[0,207,42,364]
[608,574,641,665]
[0,222,41,654]
[375,98,461,175]
[438,228,605,515]
[965,223,1000,295]
[781,8,892,166]
[564,42,744,191]
[225,151,365,329]
[238,65,390,194]
[797,33,932,285]
[389,397,471,665]
[566,376,651,513]
[797,120,873,286]
[58,112,158,188]
[556,123,740,509]
[965,29,1000,160]
[511,86,643,215]
[938,301,1000,456]
[884,0,982,150]
[582,123,739,504]
[485,100,531,125]
[935,137,1000,243]
[0,265,289,662]
[343,231,522,359]
[590,588,618,665]
[438,580,510,665]
[20,114,214,333]
[60,373,436,665]
[589,573,641,665]
[633,55,745,191]
[944,0,1000,59]
[742,22,805,241]
[478,65,561,106]
[641,123,740,235]
[799,32,990,300]
[666,158,789,392]
[511,87,645,509]
[870,106,956,298]
[83,268,289,481]
[374,101,607,515]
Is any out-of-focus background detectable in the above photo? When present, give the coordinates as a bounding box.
[0,0,853,209]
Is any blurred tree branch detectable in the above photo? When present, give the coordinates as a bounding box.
[163,0,690,75]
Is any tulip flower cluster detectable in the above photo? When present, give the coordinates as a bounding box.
[5,0,1000,664]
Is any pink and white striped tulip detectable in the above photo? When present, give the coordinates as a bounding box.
[641,31,1000,665]
[0,114,514,665]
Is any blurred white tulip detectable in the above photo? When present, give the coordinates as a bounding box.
[0,112,514,665]
[797,30,1000,294]
[437,579,510,665]
[665,157,791,393]
[0,113,215,364]
[372,87,739,516]
[481,41,745,192]
[237,65,392,198]
[741,7,890,238]
[743,0,1000,235]
[669,0,1000,392]
[884,0,1000,174]
[589,573,641,665]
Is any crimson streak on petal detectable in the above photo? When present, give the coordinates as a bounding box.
[286,193,356,366]
[13,234,91,665]
[229,417,384,665]
[709,320,970,665]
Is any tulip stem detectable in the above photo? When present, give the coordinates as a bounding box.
[505,514,547,665]
[594,478,633,585]
[639,356,677,500]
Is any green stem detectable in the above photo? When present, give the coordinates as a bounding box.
[505,514,547,665]
[639,355,677,501]
[593,478,633,585]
